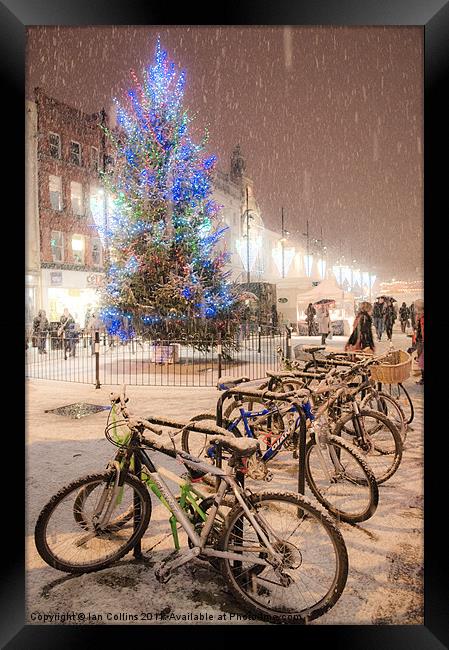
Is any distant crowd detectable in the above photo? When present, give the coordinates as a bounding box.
[305,297,424,385]
[28,305,104,359]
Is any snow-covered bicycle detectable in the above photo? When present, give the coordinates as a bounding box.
[34,387,349,624]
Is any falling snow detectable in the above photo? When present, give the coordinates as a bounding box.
[26,25,423,279]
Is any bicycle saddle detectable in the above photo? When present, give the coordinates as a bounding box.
[209,434,259,458]
[266,370,302,378]
[302,346,326,353]
[217,375,250,390]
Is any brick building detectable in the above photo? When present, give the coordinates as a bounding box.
[28,88,113,326]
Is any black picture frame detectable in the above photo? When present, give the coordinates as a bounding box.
[7,0,447,646]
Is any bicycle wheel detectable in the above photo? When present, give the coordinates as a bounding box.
[304,434,379,524]
[35,471,152,573]
[218,491,348,623]
[333,409,402,484]
[360,391,407,446]
[387,383,414,425]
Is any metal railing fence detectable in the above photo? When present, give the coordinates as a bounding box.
[25,325,289,387]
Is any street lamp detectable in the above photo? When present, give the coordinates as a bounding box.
[280,207,290,278]
[243,186,254,286]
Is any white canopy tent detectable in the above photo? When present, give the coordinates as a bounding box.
[296,277,355,331]
[297,277,353,307]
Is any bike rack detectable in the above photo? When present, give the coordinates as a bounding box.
[215,387,307,497]
[130,392,308,555]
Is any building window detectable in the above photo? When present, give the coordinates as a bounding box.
[71,234,85,265]
[89,185,104,221]
[70,141,81,166]
[91,146,99,171]
[51,231,64,263]
[49,132,61,159]
[91,238,102,267]
[71,181,84,216]
[49,175,62,211]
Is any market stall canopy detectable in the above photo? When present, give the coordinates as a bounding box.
[314,298,336,308]
[297,277,355,307]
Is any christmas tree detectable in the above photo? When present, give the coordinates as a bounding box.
[98,39,244,348]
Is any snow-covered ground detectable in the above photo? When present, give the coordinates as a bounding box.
[26,331,423,625]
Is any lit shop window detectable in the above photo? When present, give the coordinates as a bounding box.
[70,141,81,166]
[71,181,84,216]
[72,235,85,265]
[91,238,102,266]
[49,132,61,159]
[49,175,62,211]
[89,186,103,220]
[91,146,99,171]
[51,231,64,263]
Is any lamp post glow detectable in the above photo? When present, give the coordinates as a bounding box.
[280,207,290,278]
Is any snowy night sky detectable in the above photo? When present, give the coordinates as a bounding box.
[25,25,423,280]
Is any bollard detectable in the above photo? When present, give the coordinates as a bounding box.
[94,331,101,389]
[257,325,261,354]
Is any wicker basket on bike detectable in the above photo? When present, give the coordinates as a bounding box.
[369,349,411,384]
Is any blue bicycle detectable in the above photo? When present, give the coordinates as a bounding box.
[181,376,379,524]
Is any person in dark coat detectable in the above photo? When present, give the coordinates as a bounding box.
[409,302,416,329]
[58,308,75,359]
[32,309,49,354]
[399,302,410,333]
[372,298,386,341]
[306,303,316,336]
[412,299,424,385]
[384,298,396,341]
[345,302,375,352]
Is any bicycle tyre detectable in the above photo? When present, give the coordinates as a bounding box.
[35,471,152,573]
[304,434,379,524]
[218,491,348,623]
[388,383,414,425]
[333,409,403,484]
[359,390,407,446]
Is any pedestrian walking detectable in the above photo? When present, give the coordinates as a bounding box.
[32,309,49,354]
[384,298,396,341]
[372,298,386,341]
[306,303,316,336]
[412,299,424,385]
[399,302,410,333]
[345,301,375,353]
[409,302,416,330]
[58,308,75,359]
[316,305,331,346]
[68,316,81,357]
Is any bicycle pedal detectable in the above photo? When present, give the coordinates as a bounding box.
[154,562,173,584]
[155,567,171,584]
[154,550,179,584]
